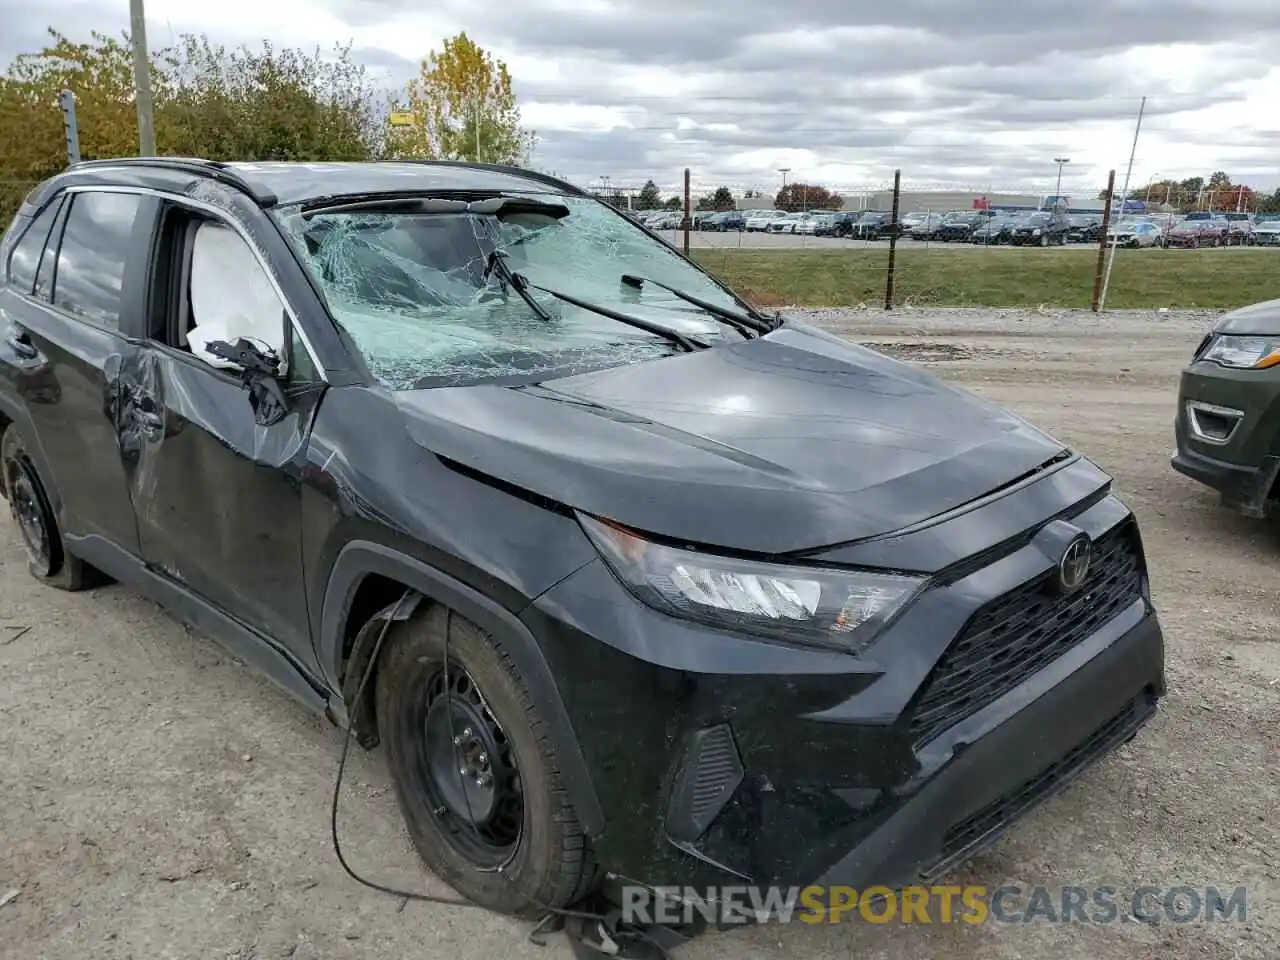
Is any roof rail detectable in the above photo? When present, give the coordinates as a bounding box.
[67,157,277,206]
[393,160,591,198]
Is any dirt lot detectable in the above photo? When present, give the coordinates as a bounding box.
[2,307,1277,960]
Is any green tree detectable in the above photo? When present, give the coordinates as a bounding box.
[387,32,534,163]
[663,195,682,211]
[637,178,661,208]
[158,36,380,162]
[0,28,384,220]
[711,186,734,210]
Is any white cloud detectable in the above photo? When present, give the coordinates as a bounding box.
[7,0,1279,196]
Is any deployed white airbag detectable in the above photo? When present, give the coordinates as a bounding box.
[188,221,284,369]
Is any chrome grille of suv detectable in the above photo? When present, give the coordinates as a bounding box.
[909,520,1144,748]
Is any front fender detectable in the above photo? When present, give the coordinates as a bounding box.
[319,540,606,838]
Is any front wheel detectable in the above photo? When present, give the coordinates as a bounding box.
[375,604,598,918]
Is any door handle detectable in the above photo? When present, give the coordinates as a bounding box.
[5,328,37,360]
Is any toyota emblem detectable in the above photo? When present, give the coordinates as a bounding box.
[1057,535,1092,594]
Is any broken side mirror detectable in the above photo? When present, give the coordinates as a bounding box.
[205,337,290,427]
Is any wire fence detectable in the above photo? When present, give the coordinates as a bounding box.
[627,168,1279,312]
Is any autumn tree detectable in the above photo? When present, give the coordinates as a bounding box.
[775,182,842,211]
[637,178,661,208]
[387,32,534,164]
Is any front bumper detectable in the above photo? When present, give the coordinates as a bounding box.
[1253,232,1280,246]
[1172,360,1280,515]
[814,613,1161,889]
[525,476,1165,894]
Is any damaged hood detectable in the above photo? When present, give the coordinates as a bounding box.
[394,322,1068,554]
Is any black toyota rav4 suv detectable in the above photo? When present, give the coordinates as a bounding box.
[1,159,1163,922]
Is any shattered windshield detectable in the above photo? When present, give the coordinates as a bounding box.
[274,192,747,389]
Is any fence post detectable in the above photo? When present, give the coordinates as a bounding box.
[1091,170,1116,312]
[884,169,901,310]
[58,89,81,165]
[682,168,691,256]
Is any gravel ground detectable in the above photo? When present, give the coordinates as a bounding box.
[2,307,1277,960]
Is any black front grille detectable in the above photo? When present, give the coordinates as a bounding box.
[909,520,1144,747]
[930,692,1154,873]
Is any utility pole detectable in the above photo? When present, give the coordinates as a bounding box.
[129,0,156,156]
[1053,157,1070,208]
[1098,96,1146,312]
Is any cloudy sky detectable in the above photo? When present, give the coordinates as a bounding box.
[6,0,1280,197]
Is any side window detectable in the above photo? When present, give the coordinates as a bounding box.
[5,198,61,295]
[53,192,145,329]
[34,198,71,302]
[186,220,286,370]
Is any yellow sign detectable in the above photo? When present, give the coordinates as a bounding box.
[388,111,415,127]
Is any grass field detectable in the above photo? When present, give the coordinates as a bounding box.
[689,247,1279,310]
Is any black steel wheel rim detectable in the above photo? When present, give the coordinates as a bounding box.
[413,662,523,866]
[7,458,54,575]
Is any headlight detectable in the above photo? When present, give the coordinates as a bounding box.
[1032,228,1042,235]
[578,514,925,654]
[1201,335,1280,370]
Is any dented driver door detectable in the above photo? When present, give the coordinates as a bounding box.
[117,212,322,672]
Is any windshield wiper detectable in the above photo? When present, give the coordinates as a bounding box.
[620,274,769,337]
[482,251,553,322]
[523,281,707,352]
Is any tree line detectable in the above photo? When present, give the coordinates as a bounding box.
[0,28,534,221]
[617,179,845,213]
[1116,171,1280,213]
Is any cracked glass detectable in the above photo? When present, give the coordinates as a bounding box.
[274,193,748,389]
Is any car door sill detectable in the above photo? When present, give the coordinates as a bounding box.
[64,533,332,715]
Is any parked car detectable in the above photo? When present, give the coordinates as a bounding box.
[1009,211,1071,246]
[712,211,746,232]
[0,157,1166,926]
[937,212,989,243]
[908,213,948,240]
[1172,296,1280,518]
[1165,219,1227,248]
[1066,215,1103,243]
[815,211,859,237]
[847,212,893,240]
[897,211,932,234]
[1222,213,1254,246]
[1252,214,1280,247]
[767,212,817,234]
[970,215,1018,245]
[1106,220,1164,248]
[744,210,786,232]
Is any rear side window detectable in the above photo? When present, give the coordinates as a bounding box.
[5,199,61,294]
[53,192,145,329]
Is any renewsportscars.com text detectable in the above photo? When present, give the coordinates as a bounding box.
[622,884,1248,926]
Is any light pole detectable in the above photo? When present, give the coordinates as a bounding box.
[778,167,790,203]
[1053,157,1070,207]
[129,0,156,155]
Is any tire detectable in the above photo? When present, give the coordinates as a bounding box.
[1039,233,1049,247]
[1,425,105,591]
[375,604,598,918]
